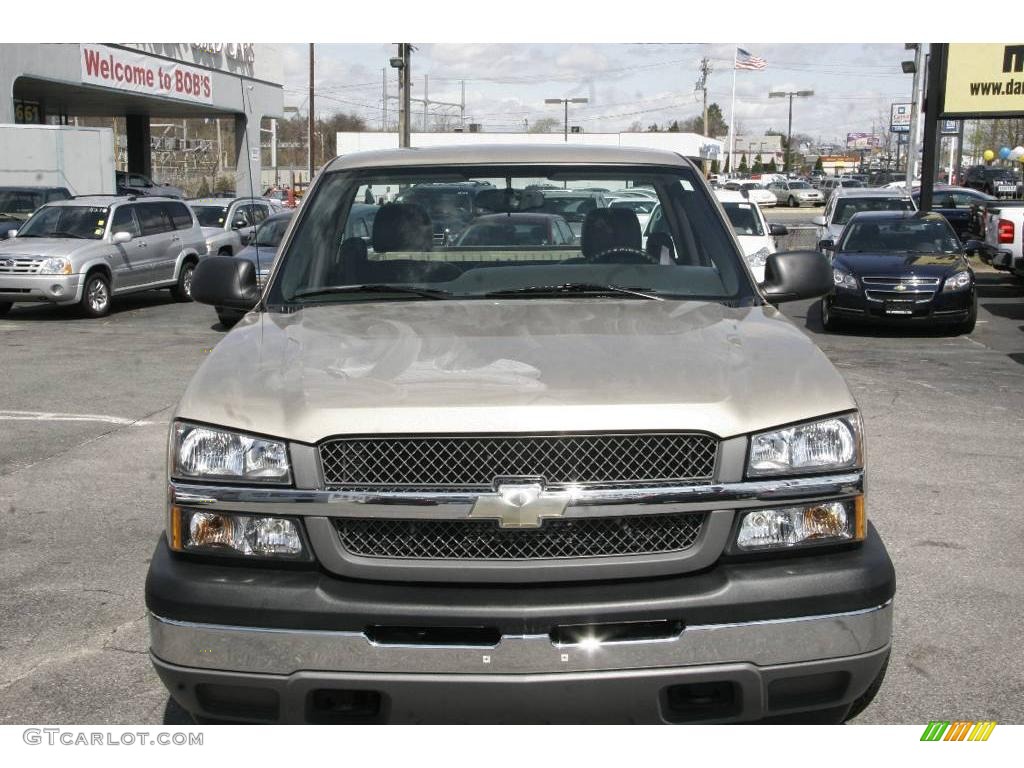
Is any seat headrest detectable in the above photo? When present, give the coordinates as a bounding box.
[372,202,433,253]
[581,207,642,258]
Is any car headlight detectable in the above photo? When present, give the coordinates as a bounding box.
[172,422,291,483]
[748,413,863,477]
[748,247,771,268]
[38,257,72,275]
[942,270,972,292]
[833,268,858,290]
[168,508,308,559]
[735,498,865,551]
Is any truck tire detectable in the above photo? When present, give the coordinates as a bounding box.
[0,301,12,317]
[79,271,111,318]
[171,259,196,302]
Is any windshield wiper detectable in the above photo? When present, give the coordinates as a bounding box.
[483,283,663,301]
[292,284,452,301]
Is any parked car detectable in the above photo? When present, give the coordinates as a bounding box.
[395,181,494,245]
[821,211,979,334]
[723,180,777,207]
[153,144,893,724]
[115,170,185,199]
[814,187,916,247]
[189,197,276,256]
[606,197,657,231]
[911,186,994,238]
[980,199,1024,276]
[537,189,610,236]
[214,210,295,328]
[713,190,787,282]
[962,165,1021,198]
[0,196,203,317]
[454,212,576,247]
[0,186,72,232]
[765,179,824,208]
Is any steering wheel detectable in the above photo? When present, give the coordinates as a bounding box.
[590,247,654,265]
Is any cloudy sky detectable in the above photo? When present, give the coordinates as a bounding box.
[281,43,914,142]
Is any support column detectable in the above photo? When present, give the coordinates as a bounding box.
[125,115,151,177]
[234,112,262,197]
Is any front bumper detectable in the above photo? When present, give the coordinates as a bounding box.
[0,273,81,304]
[146,523,895,722]
[828,288,974,323]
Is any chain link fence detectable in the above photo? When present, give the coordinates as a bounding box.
[775,225,821,252]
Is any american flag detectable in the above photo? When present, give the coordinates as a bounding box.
[735,48,767,71]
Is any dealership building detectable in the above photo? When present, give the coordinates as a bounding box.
[0,43,283,195]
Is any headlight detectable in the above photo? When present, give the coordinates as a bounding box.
[942,270,972,292]
[169,507,308,559]
[38,257,72,275]
[748,247,771,268]
[748,413,862,477]
[833,268,858,290]
[172,422,291,483]
[735,498,865,550]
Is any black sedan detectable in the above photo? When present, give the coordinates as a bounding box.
[821,211,979,335]
[911,186,994,237]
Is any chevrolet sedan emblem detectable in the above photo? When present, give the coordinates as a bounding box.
[894,284,907,292]
[468,480,568,528]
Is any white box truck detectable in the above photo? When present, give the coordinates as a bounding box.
[0,124,115,195]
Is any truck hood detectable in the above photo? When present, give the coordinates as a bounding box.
[0,237,98,257]
[176,299,857,443]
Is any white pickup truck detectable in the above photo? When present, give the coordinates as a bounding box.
[981,200,1024,278]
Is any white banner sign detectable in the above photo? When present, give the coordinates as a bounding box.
[81,44,213,104]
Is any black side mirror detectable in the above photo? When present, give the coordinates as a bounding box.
[769,223,789,237]
[761,250,833,304]
[817,239,835,251]
[191,256,259,309]
[962,239,990,257]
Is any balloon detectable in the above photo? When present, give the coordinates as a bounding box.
[1015,146,1024,158]
[1011,148,1023,161]
[999,146,1011,160]
[984,149,995,162]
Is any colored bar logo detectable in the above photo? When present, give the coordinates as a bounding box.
[921,721,997,741]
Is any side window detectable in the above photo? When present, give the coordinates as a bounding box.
[111,205,141,238]
[231,205,253,228]
[951,192,977,208]
[252,204,270,224]
[47,189,71,202]
[129,174,149,187]
[556,220,572,243]
[167,202,193,230]
[137,203,172,235]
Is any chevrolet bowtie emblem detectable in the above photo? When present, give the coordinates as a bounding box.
[468,479,568,528]
[894,284,907,291]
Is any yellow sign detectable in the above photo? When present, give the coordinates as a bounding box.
[945,44,1024,116]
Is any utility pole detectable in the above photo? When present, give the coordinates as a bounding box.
[307,43,315,184]
[905,43,924,189]
[423,75,429,132]
[545,97,589,142]
[390,44,413,147]
[382,68,387,131]
[460,80,466,130]
[769,89,814,173]
[919,44,945,212]
[696,57,712,174]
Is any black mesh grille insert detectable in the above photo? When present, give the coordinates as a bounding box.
[319,434,718,490]
[334,513,706,560]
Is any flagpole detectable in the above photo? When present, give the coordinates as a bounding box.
[728,47,737,175]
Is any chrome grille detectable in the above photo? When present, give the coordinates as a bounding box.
[0,258,44,274]
[862,274,940,303]
[334,512,706,560]
[319,433,718,490]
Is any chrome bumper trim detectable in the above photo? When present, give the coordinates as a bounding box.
[149,601,892,677]
[170,471,864,520]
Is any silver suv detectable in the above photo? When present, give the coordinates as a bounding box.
[148,145,894,724]
[188,197,277,257]
[0,196,205,317]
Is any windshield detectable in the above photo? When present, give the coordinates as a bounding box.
[191,205,229,228]
[267,164,753,307]
[18,205,108,239]
[840,218,961,254]
[834,197,913,225]
[721,202,765,237]
[0,189,50,217]
[609,199,656,214]
[253,216,291,247]
[789,182,812,190]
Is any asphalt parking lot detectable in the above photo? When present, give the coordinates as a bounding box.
[1,263,1023,724]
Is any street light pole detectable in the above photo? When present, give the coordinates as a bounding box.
[545,97,589,142]
[769,89,814,172]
